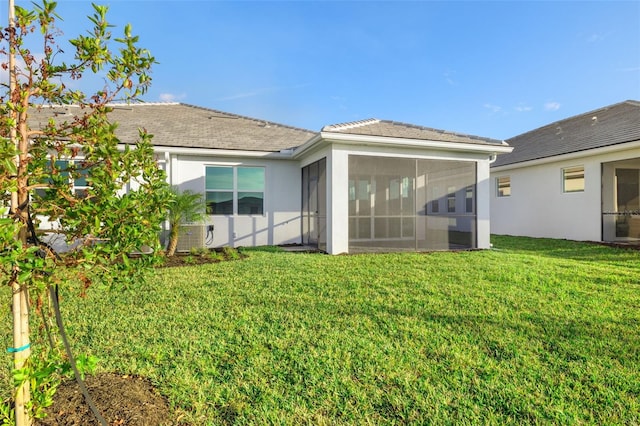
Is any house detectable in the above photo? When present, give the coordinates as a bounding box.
[490,100,640,244]
[31,103,512,254]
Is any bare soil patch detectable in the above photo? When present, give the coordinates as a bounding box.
[158,247,243,268]
[35,373,183,425]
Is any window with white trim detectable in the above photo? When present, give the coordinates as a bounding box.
[563,166,584,193]
[205,166,265,215]
[497,176,511,197]
[35,160,91,199]
[465,185,474,213]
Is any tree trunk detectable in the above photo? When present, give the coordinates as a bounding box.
[166,226,179,257]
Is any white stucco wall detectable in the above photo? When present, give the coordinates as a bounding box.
[163,140,502,253]
[476,158,492,249]
[168,153,302,248]
[490,145,640,241]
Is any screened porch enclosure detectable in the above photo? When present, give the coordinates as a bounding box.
[348,155,477,252]
[602,158,640,243]
[301,158,327,251]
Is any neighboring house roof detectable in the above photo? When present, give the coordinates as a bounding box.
[322,118,505,146]
[28,103,316,152]
[492,100,640,168]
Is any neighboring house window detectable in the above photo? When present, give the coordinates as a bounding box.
[205,166,265,215]
[563,166,584,193]
[465,185,474,213]
[447,186,456,212]
[431,199,439,213]
[497,176,511,197]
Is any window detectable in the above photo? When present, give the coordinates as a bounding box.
[563,166,584,193]
[497,176,511,197]
[447,186,456,213]
[465,185,474,213]
[35,160,91,199]
[205,166,264,215]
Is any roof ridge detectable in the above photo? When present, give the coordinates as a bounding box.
[177,103,316,134]
[322,118,380,132]
[379,119,504,145]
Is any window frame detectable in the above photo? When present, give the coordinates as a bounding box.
[562,165,585,193]
[205,165,265,216]
[34,159,91,199]
[496,176,511,197]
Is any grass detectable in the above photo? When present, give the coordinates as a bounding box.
[2,235,640,424]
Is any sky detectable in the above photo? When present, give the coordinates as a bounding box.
[4,0,640,140]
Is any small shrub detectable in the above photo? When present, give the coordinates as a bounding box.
[221,246,240,261]
[183,256,198,265]
[189,247,209,257]
[207,251,224,262]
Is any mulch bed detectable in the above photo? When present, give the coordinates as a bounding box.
[35,373,183,426]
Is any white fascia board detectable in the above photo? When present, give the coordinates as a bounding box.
[490,139,640,173]
[118,144,295,159]
[294,132,512,158]
[292,133,324,159]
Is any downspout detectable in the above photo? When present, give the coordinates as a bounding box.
[164,151,171,185]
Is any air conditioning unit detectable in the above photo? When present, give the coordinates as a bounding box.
[176,224,206,252]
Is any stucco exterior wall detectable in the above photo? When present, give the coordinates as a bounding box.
[490,145,640,241]
[476,158,492,249]
[168,153,302,248]
[162,142,501,253]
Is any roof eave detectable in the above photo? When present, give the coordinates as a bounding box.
[491,138,640,172]
[130,144,296,159]
[294,131,512,158]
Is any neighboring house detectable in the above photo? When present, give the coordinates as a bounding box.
[490,100,640,244]
[30,103,512,254]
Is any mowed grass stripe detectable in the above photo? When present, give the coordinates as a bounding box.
[2,236,639,424]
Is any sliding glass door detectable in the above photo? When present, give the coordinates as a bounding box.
[302,158,327,251]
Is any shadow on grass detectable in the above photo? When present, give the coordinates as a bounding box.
[238,245,285,253]
[491,235,640,263]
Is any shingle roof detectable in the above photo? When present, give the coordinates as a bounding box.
[26,103,505,153]
[322,118,505,146]
[28,103,316,152]
[492,100,640,167]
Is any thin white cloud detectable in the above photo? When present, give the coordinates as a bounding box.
[216,84,308,102]
[544,102,561,111]
[159,92,186,102]
[514,104,533,112]
[586,33,604,43]
[618,66,640,72]
[330,95,348,111]
[483,103,502,113]
[216,89,271,102]
[443,70,457,86]
[0,54,46,85]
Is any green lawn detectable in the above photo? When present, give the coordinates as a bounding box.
[3,236,640,424]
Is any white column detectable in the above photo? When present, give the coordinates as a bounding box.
[476,158,492,249]
[327,148,350,254]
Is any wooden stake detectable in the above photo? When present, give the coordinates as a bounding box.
[8,0,32,424]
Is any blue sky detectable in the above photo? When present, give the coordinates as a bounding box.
[8,0,640,140]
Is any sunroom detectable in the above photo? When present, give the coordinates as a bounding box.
[295,119,513,254]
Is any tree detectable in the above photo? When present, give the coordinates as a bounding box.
[166,187,205,257]
[0,1,172,424]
